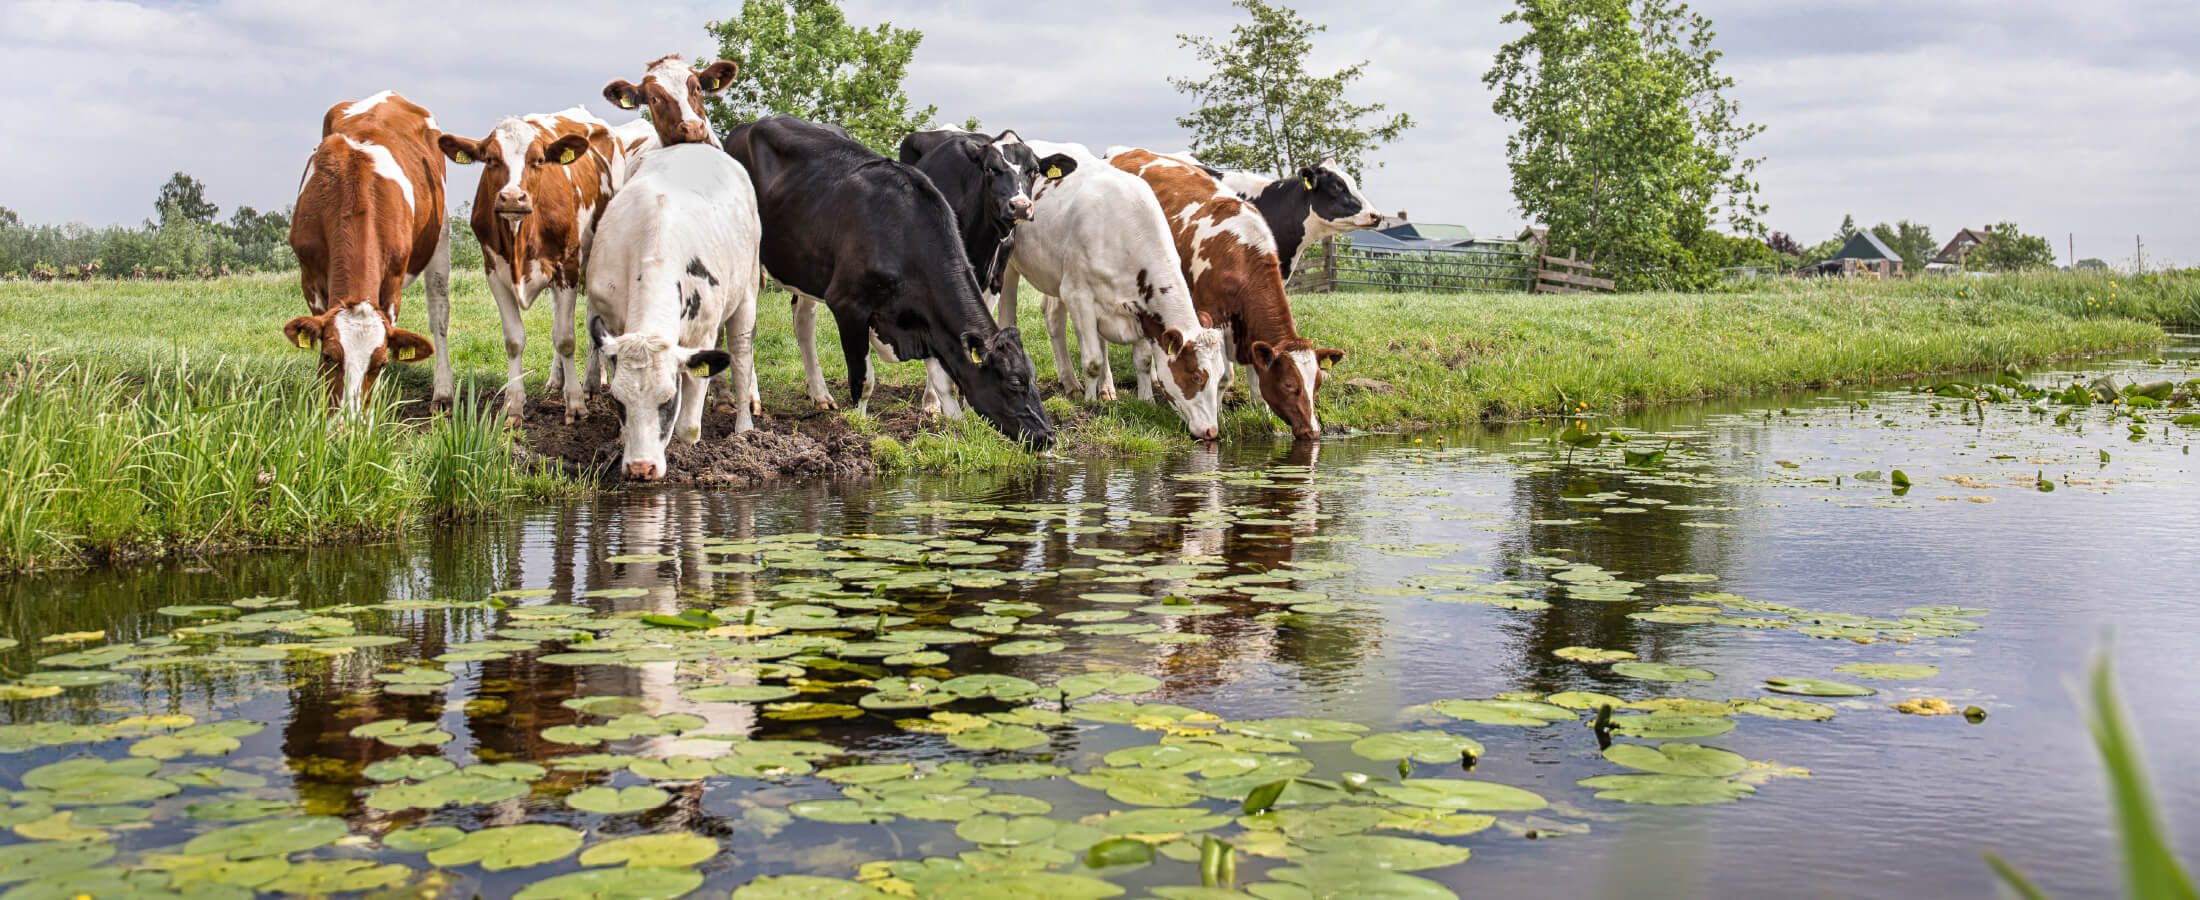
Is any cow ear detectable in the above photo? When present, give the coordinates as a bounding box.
[1299,166,1318,191]
[283,315,324,349]
[1037,153,1078,181]
[682,349,731,378]
[387,328,435,363]
[1161,328,1185,356]
[438,134,484,165]
[589,315,615,357]
[1315,348,1344,370]
[695,61,739,93]
[1196,310,1217,329]
[962,331,987,366]
[603,80,643,110]
[546,134,591,166]
[1250,340,1278,368]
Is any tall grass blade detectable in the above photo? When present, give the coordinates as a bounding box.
[2088,653,2198,900]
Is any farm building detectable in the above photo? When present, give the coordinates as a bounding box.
[1801,230,1904,278]
[1927,227,1991,273]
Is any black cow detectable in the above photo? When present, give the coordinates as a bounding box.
[722,115,1054,449]
[1194,159,1385,278]
[897,129,1078,301]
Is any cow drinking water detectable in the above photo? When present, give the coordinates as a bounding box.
[283,91,446,412]
[723,115,1053,450]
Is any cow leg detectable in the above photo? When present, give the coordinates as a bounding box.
[551,282,585,424]
[581,317,602,408]
[425,232,454,410]
[995,265,1021,326]
[678,370,705,445]
[1067,291,1114,402]
[1217,323,1238,394]
[1133,340,1157,402]
[926,360,963,419]
[834,307,872,414]
[709,321,738,415]
[1042,294,1082,395]
[486,277,529,424]
[726,299,758,434]
[792,294,838,410]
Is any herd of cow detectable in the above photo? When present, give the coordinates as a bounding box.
[281,55,1388,480]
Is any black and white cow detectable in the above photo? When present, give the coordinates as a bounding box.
[722,115,1054,449]
[1119,150,1384,279]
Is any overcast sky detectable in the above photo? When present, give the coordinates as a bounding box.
[3,0,2194,266]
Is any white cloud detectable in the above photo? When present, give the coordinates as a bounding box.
[1,0,2192,265]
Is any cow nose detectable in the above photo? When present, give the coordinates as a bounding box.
[1200,427,1218,441]
[626,461,660,481]
[1010,197,1034,221]
[495,190,531,215]
[677,121,709,143]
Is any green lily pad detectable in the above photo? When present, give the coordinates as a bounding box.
[426,824,584,870]
[921,872,1125,898]
[382,826,466,852]
[362,756,459,782]
[990,640,1065,657]
[1371,779,1546,811]
[567,785,671,814]
[515,867,705,899]
[1764,677,1877,697]
[1089,807,1232,834]
[365,774,528,811]
[949,724,1050,752]
[1545,691,1628,711]
[184,815,349,859]
[955,815,1063,846]
[941,674,1047,700]
[1611,662,1715,683]
[185,797,297,821]
[349,719,453,748]
[18,670,127,688]
[1609,715,1736,738]
[629,756,716,780]
[1729,697,1837,721]
[1259,865,1455,899]
[0,842,114,885]
[1603,742,1747,777]
[682,685,798,703]
[1224,718,1370,742]
[729,875,891,898]
[1069,769,1201,807]
[1349,731,1485,763]
[1832,663,1940,680]
[1428,699,1576,727]
[1296,834,1472,871]
[577,833,721,867]
[1553,646,1636,664]
[1578,774,1756,805]
[262,860,412,894]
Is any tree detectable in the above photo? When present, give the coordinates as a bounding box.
[1484,0,1764,290]
[1170,0,1413,177]
[1966,221,2056,272]
[1765,232,1802,257]
[1837,214,1856,240]
[703,0,937,155]
[1869,220,1935,274]
[155,172,218,227]
[0,206,18,229]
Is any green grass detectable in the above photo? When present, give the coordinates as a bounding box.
[0,268,2184,568]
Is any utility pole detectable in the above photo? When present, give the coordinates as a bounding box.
[2135,235,2146,273]
[2068,233,2074,269]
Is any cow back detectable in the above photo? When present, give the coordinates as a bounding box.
[294,92,446,308]
[1108,149,1297,355]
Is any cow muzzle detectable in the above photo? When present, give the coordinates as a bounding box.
[625,460,661,481]
[676,121,710,144]
[495,190,533,217]
[1009,197,1034,221]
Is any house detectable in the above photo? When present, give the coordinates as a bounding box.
[1932,227,1991,267]
[1343,219,1478,252]
[1826,230,1904,277]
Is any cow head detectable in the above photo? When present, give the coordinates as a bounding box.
[440,120,592,222]
[603,55,737,149]
[1298,159,1383,233]
[590,316,730,482]
[943,326,1054,451]
[968,131,1077,225]
[283,302,433,412]
[1248,338,1344,441]
[1146,324,1228,441]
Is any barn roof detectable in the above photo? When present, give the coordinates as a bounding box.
[1379,222,1473,242]
[1832,230,1901,262]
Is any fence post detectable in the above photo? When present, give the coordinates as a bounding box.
[1321,238,1336,293]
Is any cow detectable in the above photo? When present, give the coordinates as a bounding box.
[997,139,1226,440]
[1115,150,1383,279]
[440,108,637,423]
[1108,149,1343,440]
[722,115,1054,449]
[282,90,446,413]
[603,54,739,150]
[584,142,762,481]
[894,127,1079,413]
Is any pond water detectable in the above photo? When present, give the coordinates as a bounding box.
[3,343,2197,899]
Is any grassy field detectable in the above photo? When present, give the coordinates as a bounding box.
[0,268,2185,569]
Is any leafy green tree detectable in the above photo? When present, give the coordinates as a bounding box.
[1484,0,1764,290]
[1170,0,1413,177]
[1869,220,1935,274]
[1837,214,1856,239]
[703,0,937,155]
[155,172,219,227]
[1967,222,2056,272]
[223,205,292,269]
[0,206,18,229]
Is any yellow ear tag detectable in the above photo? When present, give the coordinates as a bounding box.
[294,333,311,349]
[706,77,720,90]
[455,151,471,164]
[397,347,418,362]
[689,362,711,377]
[618,97,635,109]
[559,148,576,164]
[1046,165,1062,179]
[1318,356,1334,370]
[968,347,983,365]
[1303,176,1314,190]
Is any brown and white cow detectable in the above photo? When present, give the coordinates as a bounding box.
[1109,149,1343,440]
[284,90,447,412]
[440,108,634,423]
[603,54,739,150]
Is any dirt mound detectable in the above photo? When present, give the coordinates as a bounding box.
[515,392,881,485]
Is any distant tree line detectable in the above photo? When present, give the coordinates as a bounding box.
[1748,216,2060,275]
[1,173,297,280]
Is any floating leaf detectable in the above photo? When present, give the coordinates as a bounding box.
[1428,699,1575,727]
[682,684,798,703]
[1371,779,1546,811]
[0,842,114,885]
[1730,697,1837,721]
[262,860,412,894]
[942,674,1047,700]
[184,815,349,860]
[349,719,453,748]
[990,640,1065,657]
[1545,691,1628,711]
[1578,774,1756,805]
[427,824,584,870]
[729,875,891,898]
[1764,677,1877,697]
[514,867,705,899]
[949,724,1050,752]
[382,826,466,852]
[1225,718,1370,742]
[1296,834,1472,871]
[567,786,671,814]
[1832,663,1940,680]
[1603,742,1747,777]
[578,833,721,867]
[1611,662,1715,683]
[1350,731,1485,763]
[1553,647,1636,664]
[1609,715,1735,739]
[363,756,458,782]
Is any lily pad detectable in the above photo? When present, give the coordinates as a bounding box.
[0,842,115,885]
[1545,691,1628,711]
[729,875,891,898]
[1764,677,1877,697]
[1832,663,1940,680]
[990,640,1065,657]
[382,826,466,852]
[1553,647,1636,664]
[683,685,798,703]
[1578,774,1756,805]
[1225,718,1370,742]
[567,785,671,814]
[515,867,705,899]
[1611,662,1715,683]
[262,860,412,894]
[426,824,584,870]
[1428,699,1575,727]
[1349,731,1485,763]
[1296,834,1472,871]
[1609,715,1736,738]
[1602,742,1747,777]
[1730,697,1837,721]
[184,815,349,859]
[1371,779,1547,811]
[577,833,721,867]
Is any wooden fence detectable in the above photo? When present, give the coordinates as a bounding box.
[1289,236,1613,295]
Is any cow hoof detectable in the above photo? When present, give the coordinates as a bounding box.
[1100,389,1119,403]
[812,399,838,411]
[563,412,579,426]
[430,396,453,413]
[715,402,737,416]
[749,399,763,417]
[504,414,523,428]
